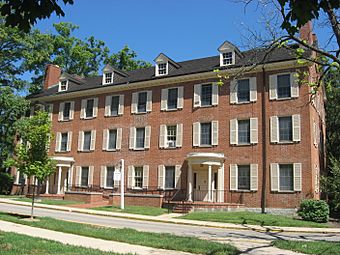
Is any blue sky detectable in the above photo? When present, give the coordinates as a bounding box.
[34,0,331,64]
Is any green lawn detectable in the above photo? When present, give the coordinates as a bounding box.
[0,212,238,255]
[14,197,83,205]
[180,211,328,228]
[92,205,167,216]
[273,240,340,255]
[0,231,123,255]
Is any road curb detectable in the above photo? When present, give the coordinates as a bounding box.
[0,199,339,235]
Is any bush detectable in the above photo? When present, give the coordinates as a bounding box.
[298,199,329,223]
[0,172,14,195]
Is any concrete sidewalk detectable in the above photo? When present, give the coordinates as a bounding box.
[1,198,339,234]
[0,220,192,255]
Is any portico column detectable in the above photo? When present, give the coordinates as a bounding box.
[45,178,49,194]
[208,165,212,202]
[187,163,193,202]
[57,166,62,194]
[217,164,225,203]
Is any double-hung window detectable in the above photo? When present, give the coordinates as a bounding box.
[59,80,68,92]
[201,84,212,106]
[158,63,167,75]
[104,72,113,84]
[135,128,145,149]
[166,125,177,148]
[277,74,291,98]
[279,116,293,142]
[137,92,147,113]
[106,166,115,188]
[134,167,143,188]
[81,167,89,187]
[108,129,117,150]
[83,131,92,151]
[238,165,250,190]
[200,123,212,146]
[237,79,250,102]
[165,166,175,189]
[222,52,233,65]
[110,96,120,116]
[63,102,71,120]
[85,99,94,118]
[279,164,294,191]
[60,133,68,152]
[238,120,250,144]
[167,88,178,110]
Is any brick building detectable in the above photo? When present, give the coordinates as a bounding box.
[13,23,325,211]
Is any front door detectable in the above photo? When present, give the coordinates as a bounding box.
[193,171,209,201]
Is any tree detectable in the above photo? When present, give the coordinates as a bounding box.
[0,0,74,32]
[5,111,56,218]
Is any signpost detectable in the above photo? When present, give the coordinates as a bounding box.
[114,159,125,210]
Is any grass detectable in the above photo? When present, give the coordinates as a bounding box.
[14,197,83,205]
[92,205,168,216]
[0,231,123,255]
[0,212,238,255]
[180,211,329,228]
[273,240,340,255]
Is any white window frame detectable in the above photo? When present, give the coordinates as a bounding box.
[220,51,235,66]
[58,80,68,92]
[103,72,114,85]
[156,62,168,76]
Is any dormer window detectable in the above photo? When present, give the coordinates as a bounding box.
[218,41,240,67]
[158,63,168,76]
[58,80,68,92]
[222,52,233,65]
[103,72,113,85]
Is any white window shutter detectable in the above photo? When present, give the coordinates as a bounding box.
[90,130,96,151]
[67,131,72,152]
[69,101,75,120]
[104,95,112,117]
[143,165,149,189]
[129,127,135,150]
[144,126,151,149]
[270,163,279,191]
[193,122,200,147]
[55,132,61,152]
[161,89,168,111]
[292,114,301,142]
[212,121,219,146]
[249,77,257,102]
[77,131,83,151]
[250,164,258,191]
[127,166,134,188]
[159,124,166,148]
[118,95,124,115]
[158,165,165,189]
[291,73,299,98]
[269,75,278,100]
[93,98,98,117]
[230,79,237,104]
[250,118,258,144]
[212,83,219,105]
[175,165,182,189]
[177,86,184,109]
[131,93,137,113]
[75,166,81,186]
[294,163,302,191]
[146,91,152,112]
[230,119,238,145]
[230,164,238,191]
[68,166,74,187]
[176,123,183,147]
[80,99,86,119]
[47,104,53,120]
[270,116,279,143]
[58,103,64,121]
[100,166,106,188]
[193,84,201,107]
[116,128,122,150]
[102,129,108,150]
[89,166,94,186]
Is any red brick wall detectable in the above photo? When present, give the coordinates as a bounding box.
[110,194,163,208]
[64,192,103,203]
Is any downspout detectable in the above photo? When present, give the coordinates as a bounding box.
[261,66,267,214]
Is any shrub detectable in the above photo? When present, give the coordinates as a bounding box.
[298,199,329,223]
[0,172,14,195]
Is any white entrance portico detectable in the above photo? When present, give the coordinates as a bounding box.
[186,152,225,203]
[45,156,74,195]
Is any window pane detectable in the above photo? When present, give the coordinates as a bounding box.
[279,164,293,191]
[110,96,120,116]
[238,120,250,144]
[165,166,175,189]
[134,167,143,188]
[63,102,71,120]
[279,116,293,142]
[108,129,117,150]
[106,166,114,187]
[81,167,89,186]
[277,74,291,98]
[137,92,147,112]
[200,123,212,145]
[223,52,233,65]
[86,99,94,118]
[167,88,178,109]
[238,165,250,190]
[83,131,91,151]
[60,133,68,152]
[136,128,145,148]
[167,125,177,148]
[237,79,250,102]
[105,73,112,84]
[201,84,212,106]
[158,63,167,75]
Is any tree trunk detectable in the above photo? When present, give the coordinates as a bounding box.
[325,3,340,53]
[31,176,36,219]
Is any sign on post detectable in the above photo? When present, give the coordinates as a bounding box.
[113,170,121,181]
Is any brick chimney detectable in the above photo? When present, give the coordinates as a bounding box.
[43,64,61,90]
[299,21,314,45]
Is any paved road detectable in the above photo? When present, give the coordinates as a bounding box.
[0,202,339,244]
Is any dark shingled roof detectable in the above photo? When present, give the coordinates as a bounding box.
[29,46,301,99]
